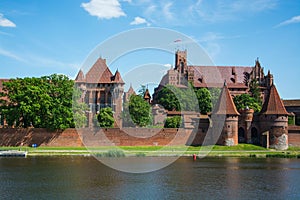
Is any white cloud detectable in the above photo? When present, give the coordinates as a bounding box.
[81,0,126,19]
[162,2,173,20]
[0,13,16,27]
[130,16,150,26]
[192,0,278,23]
[0,48,25,62]
[275,15,300,27]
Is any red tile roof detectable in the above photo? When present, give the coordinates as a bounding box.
[75,70,85,83]
[85,58,114,84]
[111,70,124,84]
[260,85,289,115]
[283,99,300,107]
[144,89,151,100]
[190,66,252,88]
[213,84,240,115]
[127,85,136,95]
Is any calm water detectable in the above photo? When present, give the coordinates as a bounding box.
[1,156,300,200]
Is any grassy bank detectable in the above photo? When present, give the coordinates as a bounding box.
[1,144,300,158]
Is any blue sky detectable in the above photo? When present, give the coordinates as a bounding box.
[0,0,299,99]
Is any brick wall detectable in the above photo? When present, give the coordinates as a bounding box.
[288,126,300,146]
[1,126,300,147]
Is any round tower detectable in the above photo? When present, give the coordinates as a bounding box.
[260,85,289,150]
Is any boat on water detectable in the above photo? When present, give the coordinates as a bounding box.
[0,150,27,157]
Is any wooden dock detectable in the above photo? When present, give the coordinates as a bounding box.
[0,150,27,157]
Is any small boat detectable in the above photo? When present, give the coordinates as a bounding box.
[0,150,27,157]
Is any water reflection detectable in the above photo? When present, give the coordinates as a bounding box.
[0,157,299,199]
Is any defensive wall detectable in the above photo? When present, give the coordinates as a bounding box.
[0,127,299,147]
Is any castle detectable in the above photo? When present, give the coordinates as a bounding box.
[151,50,290,150]
[1,50,299,149]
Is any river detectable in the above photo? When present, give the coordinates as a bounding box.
[0,156,299,199]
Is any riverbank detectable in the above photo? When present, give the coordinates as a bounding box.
[1,144,300,158]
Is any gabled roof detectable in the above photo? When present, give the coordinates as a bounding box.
[75,70,85,83]
[260,85,289,115]
[85,58,113,84]
[111,70,124,84]
[190,66,253,88]
[213,84,240,115]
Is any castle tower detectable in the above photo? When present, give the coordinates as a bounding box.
[260,85,289,150]
[175,50,187,74]
[251,58,265,84]
[238,108,254,143]
[213,83,240,146]
[111,70,125,128]
[75,58,124,128]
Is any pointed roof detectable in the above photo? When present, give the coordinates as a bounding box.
[260,85,289,115]
[144,89,151,100]
[75,70,85,83]
[111,70,124,84]
[127,84,136,95]
[213,84,240,115]
[85,58,113,84]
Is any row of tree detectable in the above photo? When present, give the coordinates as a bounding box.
[0,75,263,129]
[0,74,87,130]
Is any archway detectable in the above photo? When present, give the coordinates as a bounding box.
[251,127,260,145]
[238,127,246,143]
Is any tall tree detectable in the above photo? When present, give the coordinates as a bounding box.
[128,95,151,127]
[195,88,212,114]
[155,85,181,111]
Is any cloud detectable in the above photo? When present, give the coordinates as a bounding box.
[0,13,16,27]
[0,48,25,62]
[192,0,278,23]
[275,15,300,27]
[130,16,150,26]
[81,0,126,19]
[162,2,173,20]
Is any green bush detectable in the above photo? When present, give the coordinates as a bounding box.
[164,116,182,128]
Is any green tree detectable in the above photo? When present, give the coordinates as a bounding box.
[0,74,76,130]
[249,79,262,105]
[97,107,115,128]
[129,95,151,127]
[72,88,88,128]
[195,88,212,114]
[209,87,221,109]
[233,94,262,113]
[164,116,182,128]
[155,85,181,111]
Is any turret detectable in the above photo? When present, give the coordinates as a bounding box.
[260,85,289,150]
[213,82,240,146]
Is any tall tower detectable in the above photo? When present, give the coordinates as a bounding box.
[259,85,289,150]
[213,83,240,146]
[175,50,188,75]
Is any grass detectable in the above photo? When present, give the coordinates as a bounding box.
[1,144,299,158]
